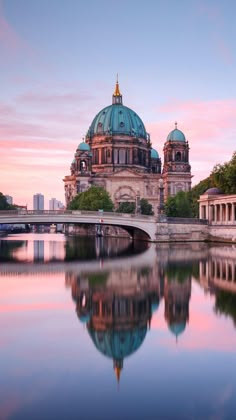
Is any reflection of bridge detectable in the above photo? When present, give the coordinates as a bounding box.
[0,210,156,241]
[0,245,157,276]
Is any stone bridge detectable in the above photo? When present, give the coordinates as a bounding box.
[0,210,208,242]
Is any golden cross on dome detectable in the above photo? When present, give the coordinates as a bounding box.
[113,74,121,96]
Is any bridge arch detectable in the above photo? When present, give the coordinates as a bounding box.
[0,210,156,241]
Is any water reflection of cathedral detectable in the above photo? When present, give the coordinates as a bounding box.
[199,246,236,293]
[164,275,191,340]
[66,259,191,380]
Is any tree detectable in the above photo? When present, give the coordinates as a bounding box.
[116,202,135,214]
[68,186,114,211]
[140,198,154,215]
[211,151,236,194]
[188,176,214,217]
[0,193,14,210]
[165,191,192,217]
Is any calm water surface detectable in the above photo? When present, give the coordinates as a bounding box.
[1,233,236,420]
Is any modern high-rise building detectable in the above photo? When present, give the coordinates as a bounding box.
[33,193,44,210]
[49,198,64,210]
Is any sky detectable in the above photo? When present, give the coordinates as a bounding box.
[0,0,236,208]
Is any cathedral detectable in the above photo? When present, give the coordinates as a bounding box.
[63,80,192,215]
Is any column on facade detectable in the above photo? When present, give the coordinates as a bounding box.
[200,205,204,219]
[215,205,217,222]
[220,204,223,223]
[233,203,236,223]
[230,203,234,223]
[206,204,209,220]
[226,203,229,223]
[209,205,214,223]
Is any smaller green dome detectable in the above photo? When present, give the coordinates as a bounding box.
[78,142,90,151]
[151,302,159,314]
[167,126,186,142]
[151,148,159,159]
[168,322,186,337]
[78,313,91,324]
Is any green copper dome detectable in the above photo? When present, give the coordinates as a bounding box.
[151,148,159,159]
[168,322,186,337]
[87,105,147,139]
[78,142,90,151]
[87,81,148,140]
[167,124,186,142]
[88,327,147,361]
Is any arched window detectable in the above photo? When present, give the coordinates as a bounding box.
[80,160,87,172]
[126,149,130,164]
[101,148,106,164]
[175,152,181,161]
[114,149,118,164]
[94,149,99,164]
[119,149,126,164]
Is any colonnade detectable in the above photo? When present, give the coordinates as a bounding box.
[200,259,236,284]
[199,198,236,224]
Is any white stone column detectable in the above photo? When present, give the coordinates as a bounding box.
[206,204,209,220]
[226,203,229,223]
[231,203,234,223]
[209,205,214,223]
[214,205,217,223]
[220,204,223,223]
[200,205,205,219]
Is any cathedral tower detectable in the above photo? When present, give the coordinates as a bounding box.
[162,123,192,200]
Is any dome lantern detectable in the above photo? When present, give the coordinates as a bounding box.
[112,75,123,105]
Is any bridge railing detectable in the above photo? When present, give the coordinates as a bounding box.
[0,209,155,220]
[167,217,208,225]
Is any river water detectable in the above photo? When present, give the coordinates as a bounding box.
[1,233,236,420]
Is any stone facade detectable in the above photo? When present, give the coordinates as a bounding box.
[199,190,236,224]
[63,81,191,215]
[199,189,236,242]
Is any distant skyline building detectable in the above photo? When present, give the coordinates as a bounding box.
[33,193,44,211]
[5,195,13,205]
[49,198,64,210]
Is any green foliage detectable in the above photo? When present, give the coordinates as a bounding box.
[214,290,236,327]
[165,262,199,283]
[188,177,214,217]
[0,240,25,262]
[140,198,154,215]
[87,272,109,286]
[116,202,135,214]
[0,193,12,210]
[211,151,236,194]
[165,191,192,217]
[68,186,114,211]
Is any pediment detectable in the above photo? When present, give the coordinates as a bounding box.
[111,168,144,178]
